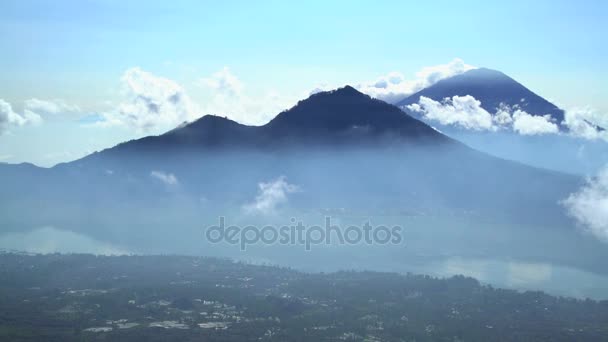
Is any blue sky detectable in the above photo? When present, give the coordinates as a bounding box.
[1,0,607,166]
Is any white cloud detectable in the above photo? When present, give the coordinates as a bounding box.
[197,66,244,97]
[494,104,515,126]
[150,170,179,186]
[197,67,296,125]
[0,99,42,135]
[93,66,295,129]
[562,166,608,242]
[406,91,606,141]
[24,98,80,114]
[22,109,43,125]
[406,95,496,131]
[309,83,335,96]
[357,58,476,103]
[563,107,608,141]
[406,95,565,136]
[511,110,559,135]
[244,176,299,215]
[100,67,200,132]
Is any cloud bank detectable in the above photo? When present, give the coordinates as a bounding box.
[562,166,608,242]
[244,176,299,215]
[405,95,607,138]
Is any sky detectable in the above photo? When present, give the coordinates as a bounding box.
[0,0,607,166]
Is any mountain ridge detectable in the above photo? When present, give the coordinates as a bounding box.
[70,86,455,165]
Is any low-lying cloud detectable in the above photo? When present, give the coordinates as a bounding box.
[562,166,608,242]
[563,107,608,141]
[150,170,179,186]
[406,95,606,138]
[511,110,559,135]
[406,95,495,131]
[244,176,299,215]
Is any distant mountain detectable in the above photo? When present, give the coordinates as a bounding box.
[264,85,446,142]
[0,85,586,266]
[83,86,451,160]
[395,68,565,124]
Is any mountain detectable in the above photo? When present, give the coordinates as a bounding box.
[264,85,446,142]
[0,85,592,270]
[82,86,450,161]
[395,68,565,124]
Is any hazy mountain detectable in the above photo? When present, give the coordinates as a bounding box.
[1,86,578,222]
[395,68,565,124]
[0,86,597,273]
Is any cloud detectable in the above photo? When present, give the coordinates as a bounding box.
[24,98,80,115]
[0,227,129,255]
[563,107,608,141]
[197,66,244,97]
[197,67,296,125]
[493,104,515,126]
[357,58,476,103]
[244,176,299,215]
[511,110,559,135]
[406,95,496,131]
[0,99,42,135]
[93,66,294,129]
[309,83,335,96]
[406,93,606,141]
[99,67,200,132]
[150,170,179,186]
[406,96,563,136]
[562,166,608,242]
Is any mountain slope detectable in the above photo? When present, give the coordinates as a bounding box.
[395,68,565,123]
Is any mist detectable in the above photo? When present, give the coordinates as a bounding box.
[2,142,607,298]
